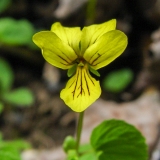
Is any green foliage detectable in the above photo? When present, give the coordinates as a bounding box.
[0,58,14,92]
[0,0,11,14]
[79,153,98,160]
[67,64,78,77]
[103,68,133,93]
[79,143,92,154]
[79,144,98,160]
[90,119,148,160]
[63,136,77,153]
[0,133,30,160]
[0,102,4,114]
[0,59,32,156]
[86,0,97,24]
[64,120,148,160]
[67,150,78,160]
[0,57,34,109]
[89,66,100,77]
[2,88,34,106]
[0,18,35,45]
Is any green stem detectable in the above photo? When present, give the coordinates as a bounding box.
[86,0,97,25]
[76,111,85,153]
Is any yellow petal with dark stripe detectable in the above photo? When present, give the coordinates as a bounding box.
[33,31,78,69]
[83,30,127,70]
[80,19,116,54]
[51,22,82,55]
[60,65,101,112]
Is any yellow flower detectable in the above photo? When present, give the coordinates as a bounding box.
[33,19,127,112]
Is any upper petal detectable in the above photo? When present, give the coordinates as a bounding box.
[83,30,128,70]
[60,65,101,112]
[80,19,116,54]
[33,31,78,69]
[51,22,82,55]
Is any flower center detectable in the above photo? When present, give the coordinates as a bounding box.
[75,58,86,67]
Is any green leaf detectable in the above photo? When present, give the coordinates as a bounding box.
[103,68,133,93]
[67,150,78,160]
[78,144,99,160]
[89,66,100,77]
[2,88,34,106]
[90,119,148,160]
[0,151,21,160]
[78,143,92,154]
[0,139,30,160]
[79,153,98,160]
[0,132,3,141]
[0,102,4,113]
[0,139,30,151]
[0,18,35,45]
[0,0,11,13]
[67,64,77,77]
[63,136,77,153]
[0,58,14,92]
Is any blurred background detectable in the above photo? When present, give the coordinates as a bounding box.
[1,0,160,159]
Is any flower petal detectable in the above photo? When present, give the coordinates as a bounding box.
[33,31,78,69]
[51,22,82,55]
[83,30,127,70]
[60,65,101,112]
[80,19,116,54]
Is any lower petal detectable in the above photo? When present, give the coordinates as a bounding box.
[60,65,101,112]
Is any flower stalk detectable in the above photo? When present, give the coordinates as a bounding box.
[76,111,84,153]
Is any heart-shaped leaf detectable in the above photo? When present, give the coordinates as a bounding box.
[90,119,148,160]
